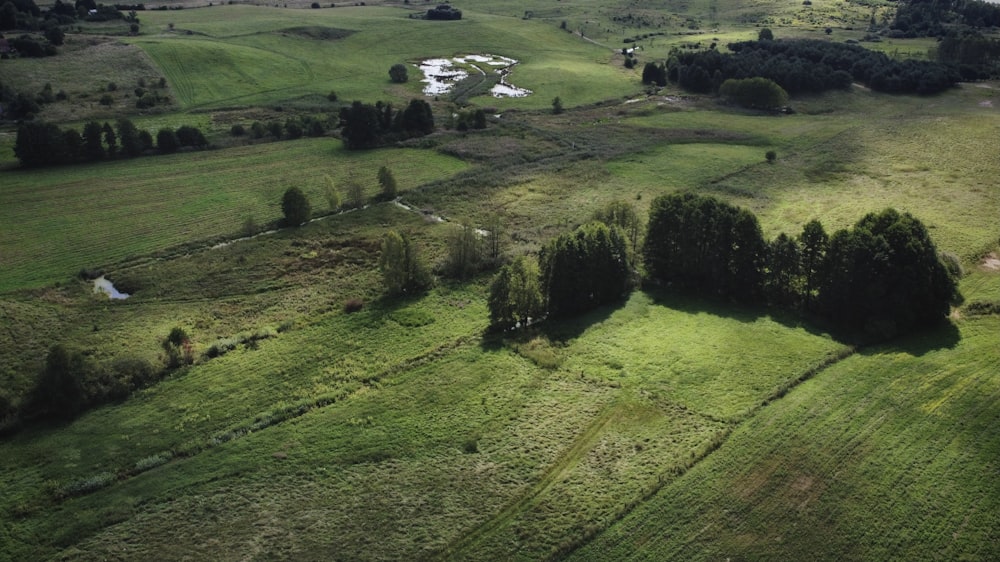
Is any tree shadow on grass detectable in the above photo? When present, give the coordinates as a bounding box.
[857,320,962,358]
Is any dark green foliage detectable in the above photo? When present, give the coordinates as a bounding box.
[426,4,461,20]
[388,63,408,83]
[82,121,105,160]
[281,186,311,226]
[377,165,397,199]
[719,77,788,109]
[0,2,17,30]
[758,27,774,41]
[643,193,765,302]
[799,219,828,310]
[818,209,958,340]
[339,99,434,149]
[284,118,303,139]
[14,121,69,167]
[176,125,207,148]
[156,127,179,153]
[552,96,564,115]
[250,121,267,139]
[541,222,633,318]
[668,39,956,96]
[32,344,87,420]
[765,233,801,306]
[102,122,117,156]
[230,123,246,136]
[44,24,64,45]
[641,62,667,86]
[0,79,41,119]
[379,230,431,296]
[116,118,143,157]
[766,150,777,163]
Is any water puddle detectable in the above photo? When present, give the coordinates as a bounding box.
[93,276,130,300]
[418,54,532,98]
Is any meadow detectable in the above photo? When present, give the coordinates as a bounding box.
[1,0,999,560]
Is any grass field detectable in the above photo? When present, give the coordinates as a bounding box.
[1,0,999,560]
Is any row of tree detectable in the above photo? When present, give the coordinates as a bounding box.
[13,119,207,167]
[655,38,959,97]
[487,194,959,342]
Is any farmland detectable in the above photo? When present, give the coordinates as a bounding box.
[1,0,999,560]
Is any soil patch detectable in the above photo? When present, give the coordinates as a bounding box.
[980,252,1000,271]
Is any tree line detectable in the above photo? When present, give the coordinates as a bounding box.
[650,36,959,97]
[488,193,960,342]
[339,99,434,149]
[13,118,207,167]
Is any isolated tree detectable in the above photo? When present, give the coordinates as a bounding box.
[377,165,398,199]
[552,96,564,115]
[758,27,774,41]
[156,127,179,153]
[379,230,430,295]
[345,179,365,208]
[33,344,87,419]
[389,63,409,83]
[281,186,311,226]
[766,150,777,163]
[443,222,483,279]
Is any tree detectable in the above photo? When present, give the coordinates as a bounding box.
[719,77,788,109]
[345,179,365,208]
[766,150,777,163]
[818,209,958,339]
[541,222,632,318]
[0,2,17,31]
[552,96,564,115]
[489,256,544,330]
[82,121,105,161]
[759,27,774,41]
[389,63,409,83]
[281,186,311,226]
[102,122,117,157]
[443,222,483,279]
[593,200,641,258]
[176,125,207,148]
[156,127,179,153]
[13,121,66,167]
[377,165,397,199]
[33,344,88,419]
[323,175,342,210]
[116,118,143,157]
[798,219,828,310]
[765,232,801,305]
[379,230,430,295]
[44,25,65,46]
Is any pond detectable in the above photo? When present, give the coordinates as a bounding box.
[418,54,532,98]
[93,276,129,300]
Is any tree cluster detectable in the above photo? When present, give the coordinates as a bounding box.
[666,39,958,97]
[643,193,959,340]
[339,99,434,149]
[935,31,1000,79]
[892,0,1000,38]
[379,230,431,296]
[14,119,206,167]
[426,4,461,20]
[488,203,638,330]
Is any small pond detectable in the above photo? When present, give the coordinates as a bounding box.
[419,54,532,98]
[93,276,130,300]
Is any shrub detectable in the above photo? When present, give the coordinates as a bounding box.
[766,150,777,163]
[99,94,114,106]
[344,298,364,313]
[281,187,311,226]
[230,123,246,136]
[389,63,409,83]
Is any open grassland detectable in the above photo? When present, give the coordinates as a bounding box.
[572,314,1000,561]
[0,288,848,561]
[130,5,640,110]
[2,1,1000,559]
[0,139,466,293]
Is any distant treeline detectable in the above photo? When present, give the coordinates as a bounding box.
[13,119,207,167]
[893,0,1000,37]
[490,194,960,344]
[647,39,960,97]
[426,4,461,20]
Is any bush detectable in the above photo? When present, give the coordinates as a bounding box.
[281,186,311,226]
[389,63,409,83]
[343,298,364,313]
[230,123,246,136]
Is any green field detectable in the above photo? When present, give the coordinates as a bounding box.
[1,0,999,560]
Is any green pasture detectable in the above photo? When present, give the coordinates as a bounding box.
[573,315,1000,561]
[128,5,640,110]
[0,139,466,293]
[0,287,847,561]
